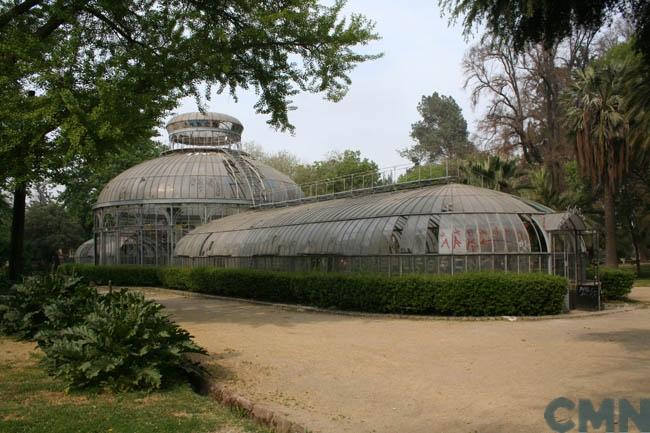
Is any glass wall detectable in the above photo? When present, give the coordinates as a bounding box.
[94,203,244,265]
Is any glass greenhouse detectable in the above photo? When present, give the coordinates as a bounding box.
[92,112,303,265]
[82,110,590,284]
[174,183,589,282]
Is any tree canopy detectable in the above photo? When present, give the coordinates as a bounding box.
[440,0,650,62]
[401,92,475,164]
[0,0,379,188]
[0,0,379,277]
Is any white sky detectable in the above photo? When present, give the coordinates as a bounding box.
[171,0,479,168]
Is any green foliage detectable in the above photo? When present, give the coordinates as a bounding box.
[71,265,567,316]
[24,202,86,269]
[461,154,523,193]
[56,140,164,235]
[397,163,447,183]
[401,92,475,164]
[0,270,12,293]
[0,0,379,189]
[0,273,96,339]
[0,340,270,433]
[0,195,11,266]
[59,264,162,287]
[598,268,635,300]
[40,290,206,391]
[292,150,381,194]
[440,0,650,64]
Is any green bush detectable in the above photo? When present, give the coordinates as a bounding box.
[160,266,566,316]
[0,271,12,294]
[59,263,162,287]
[40,289,206,391]
[0,273,97,339]
[598,268,635,300]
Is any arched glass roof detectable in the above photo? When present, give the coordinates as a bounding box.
[175,183,558,258]
[94,148,302,209]
[74,239,95,263]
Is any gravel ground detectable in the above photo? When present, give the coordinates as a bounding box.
[142,287,650,433]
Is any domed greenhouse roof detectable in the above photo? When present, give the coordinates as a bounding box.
[175,183,557,258]
[94,148,302,209]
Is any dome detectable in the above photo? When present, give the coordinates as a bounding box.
[95,148,301,208]
[175,183,556,258]
[93,111,303,266]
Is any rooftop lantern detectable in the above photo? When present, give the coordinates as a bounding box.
[165,112,244,150]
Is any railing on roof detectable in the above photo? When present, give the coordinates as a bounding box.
[251,160,502,209]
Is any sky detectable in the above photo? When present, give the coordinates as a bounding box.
[171,0,480,168]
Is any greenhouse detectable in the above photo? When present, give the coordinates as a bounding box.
[174,182,589,282]
[92,112,303,265]
[74,239,95,264]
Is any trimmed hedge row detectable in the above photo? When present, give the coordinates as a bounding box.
[60,264,568,316]
[598,268,635,300]
[59,264,162,287]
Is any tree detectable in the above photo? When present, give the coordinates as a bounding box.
[563,61,630,267]
[56,139,165,236]
[462,154,523,193]
[440,0,650,63]
[243,142,303,179]
[0,194,11,268]
[401,93,475,164]
[463,31,596,192]
[23,202,85,271]
[294,150,380,195]
[0,0,379,278]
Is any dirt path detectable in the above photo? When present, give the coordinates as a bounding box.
[145,289,650,433]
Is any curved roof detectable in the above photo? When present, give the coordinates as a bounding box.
[74,239,94,262]
[166,112,243,126]
[175,183,556,257]
[95,149,302,209]
[165,112,243,147]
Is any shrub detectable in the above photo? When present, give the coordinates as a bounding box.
[40,289,206,391]
[598,268,635,300]
[59,263,162,287]
[152,266,567,316]
[0,273,97,339]
[0,271,12,294]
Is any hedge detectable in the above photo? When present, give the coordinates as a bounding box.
[598,268,635,300]
[59,264,162,287]
[60,265,567,316]
[60,264,568,316]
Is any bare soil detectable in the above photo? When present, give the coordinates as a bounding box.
[141,288,650,433]
[0,337,38,365]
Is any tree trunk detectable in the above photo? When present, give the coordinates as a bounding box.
[603,185,618,268]
[8,183,27,280]
[628,214,642,274]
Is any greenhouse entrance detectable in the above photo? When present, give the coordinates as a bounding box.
[533,212,588,284]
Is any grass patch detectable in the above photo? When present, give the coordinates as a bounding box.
[634,278,650,287]
[0,337,270,433]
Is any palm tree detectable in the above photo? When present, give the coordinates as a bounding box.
[463,155,522,193]
[563,62,630,268]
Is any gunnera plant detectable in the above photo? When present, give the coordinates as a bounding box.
[0,273,97,339]
[40,289,206,391]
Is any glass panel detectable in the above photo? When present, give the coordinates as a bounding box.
[477,214,493,253]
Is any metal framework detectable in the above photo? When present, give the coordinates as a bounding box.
[84,111,589,283]
[91,112,302,265]
[175,183,589,283]
[74,239,95,264]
